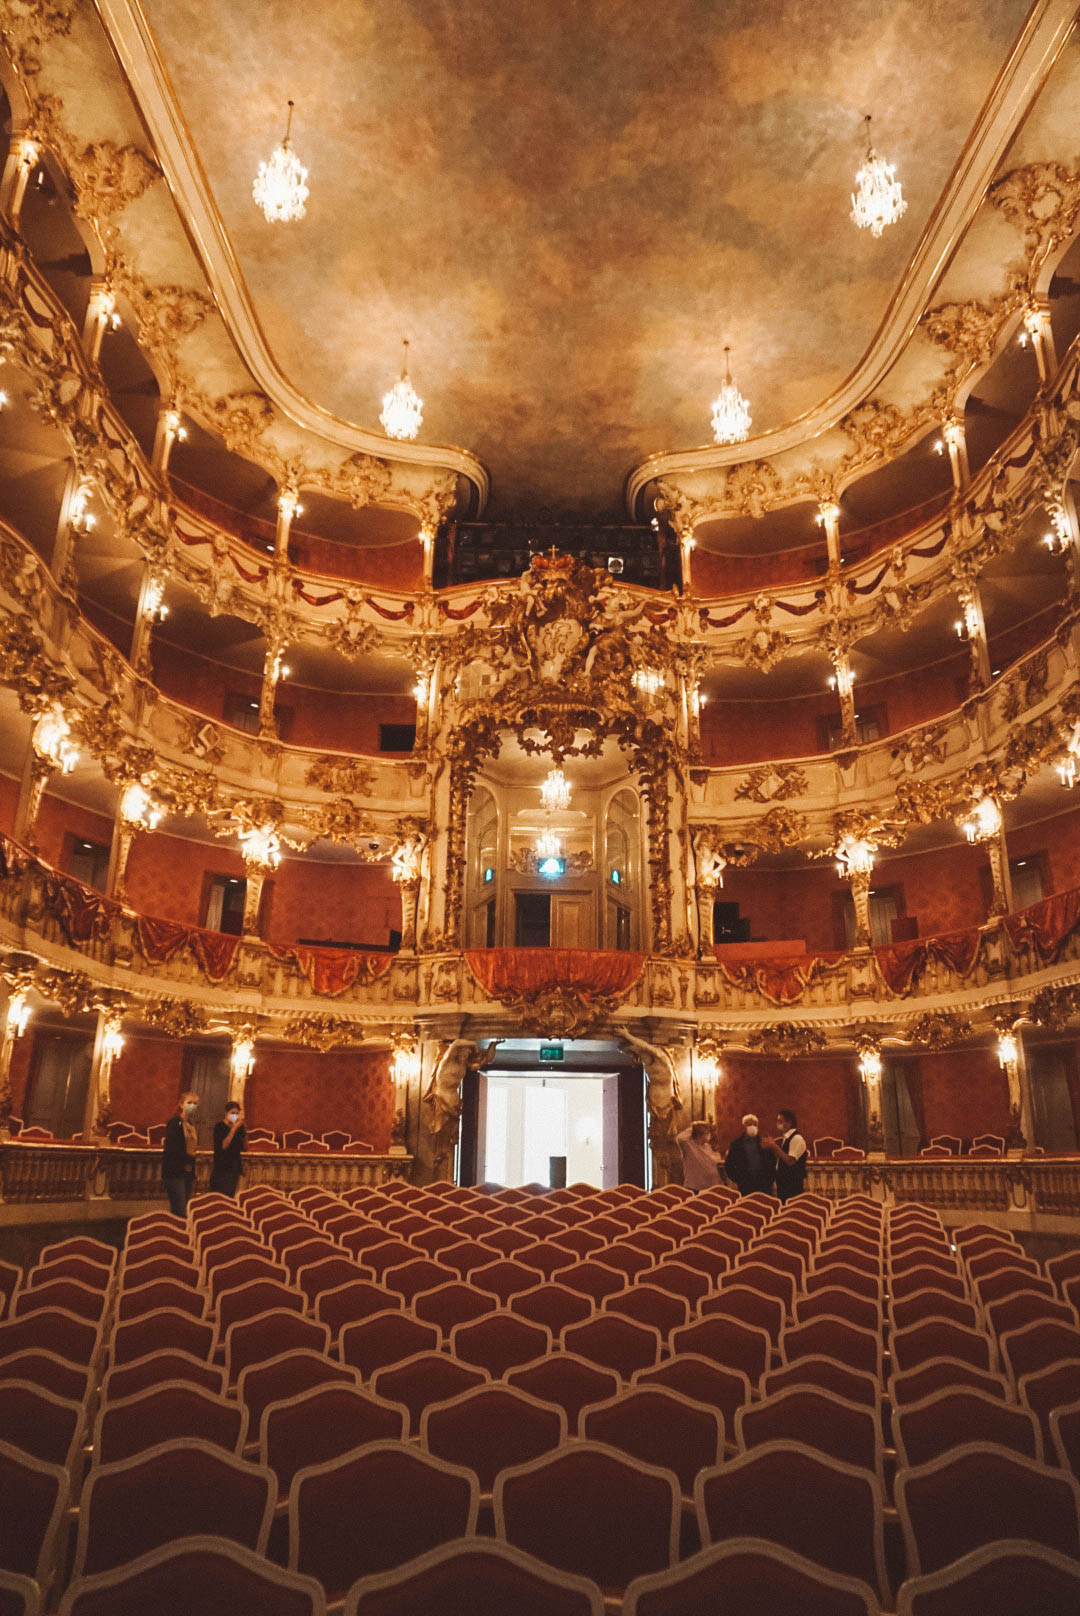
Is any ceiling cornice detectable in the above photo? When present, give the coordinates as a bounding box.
[93,0,491,513]
[624,0,1077,519]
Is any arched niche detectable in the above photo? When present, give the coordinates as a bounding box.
[603,785,643,950]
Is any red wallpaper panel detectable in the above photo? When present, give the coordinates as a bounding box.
[701,691,838,766]
[873,842,988,938]
[0,770,19,837]
[267,860,398,948]
[109,1035,186,1130]
[246,1046,392,1149]
[718,865,840,952]
[1009,804,1080,896]
[711,1054,860,1151]
[917,1048,1011,1140]
[282,685,416,753]
[126,834,245,927]
[34,795,114,871]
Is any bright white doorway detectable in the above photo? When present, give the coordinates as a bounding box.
[479,1074,619,1188]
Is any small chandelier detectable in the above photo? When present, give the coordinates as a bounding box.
[850,115,906,238]
[120,781,164,831]
[391,1039,422,1086]
[33,708,79,774]
[239,824,282,870]
[997,1031,1019,1069]
[632,667,665,699]
[253,100,309,223]
[540,767,572,812]
[6,991,31,1038]
[835,834,876,878]
[1044,503,1071,554]
[231,1036,256,1084]
[858,1045,883,1083]
[1057,721,1080,788]
[143,575,169,623]
[710,346,752,445]
[101,1018,126,1064]
[960,796,1002,844]
[380,339,423,441]
[536,827,562,862]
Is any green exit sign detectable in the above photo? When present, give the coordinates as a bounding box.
[539,1044,564,1062]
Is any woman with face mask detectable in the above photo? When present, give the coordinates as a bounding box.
[209,1100,246,1198]
[161,1091,200,1216]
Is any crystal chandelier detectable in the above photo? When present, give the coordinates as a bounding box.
[632,668,665,699]
[536,827,562,862]
[710,347,752,445]
[380,340,423,441]
[540,767,572,812]
[1058,721,1080,788]
[253,101,309,224]
[850,115,906,238]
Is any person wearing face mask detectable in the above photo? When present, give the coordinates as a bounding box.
[724,1113,776,1197]
[209,1101,246,1198]
[161,1091,200,1216]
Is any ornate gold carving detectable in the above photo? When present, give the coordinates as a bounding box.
[0,1,77,78]
[732,626,788,673]
[890,723,949,777]
[187,391,275,455]
[744,1023,827,1060]
[306,798,378,849]
[141,997,205,1039]
[305,756,378,797]
[989,161,1080,273]
[906,1010,974,1049]
[734,763,808,804]
[509,849,592,877]
[281,1014,362,1051]
[746,806,808,854]
[920,290,1023,378]
[1000,651,1050,723]
[1025,983,1080,1031]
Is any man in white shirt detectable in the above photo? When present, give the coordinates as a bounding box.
[764,1108,808,1202]
[676,1121,722,1192]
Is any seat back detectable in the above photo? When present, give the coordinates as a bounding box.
[110,1309,213,1367]
[634,1354,751,1431]
[0,1439,69,1588]
[622,1536,881,1616]
[507,1353,620,1428]
[101,1349,226,1404]
[891,1319,993,1375]
[1002,1321,1080,1384]
[225,1311,331,1385]
[895,1442,1080,1575]
[893,1537,1080,1616]
[894,1386,1041,1468]
[495,1441,680,1593]
[580,1385,723,1496]
[736,1386,881,1474]
[0,1309,102,1366]
[237,1349,358,1436]
[561,1315,662,1379]
[74,1438,276,1577]
[340,1537,603,1616]
[372,1351,488,1435]
[0,1348,91,1405]
[261,1383,407,1493]
[695,1441,888,1604]
[421,1383,567,1493]
[0,1379,83,1470]
[93,1382,247,1465]
[449,1312,552,1377]
[338,1311,439,1377]
[289,1441,479,1598]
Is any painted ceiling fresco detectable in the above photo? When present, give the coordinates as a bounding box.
[139,0,1033,518]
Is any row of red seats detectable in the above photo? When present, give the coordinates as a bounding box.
[1,1182,1079,1613]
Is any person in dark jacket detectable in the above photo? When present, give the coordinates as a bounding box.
[210,1101,246,1197]
[161,1090,199,1216]
[724,1113,776,1195]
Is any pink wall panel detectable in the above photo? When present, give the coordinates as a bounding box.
[701,691,838,766]
[718,864,839,951]
[859,653,969,735]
